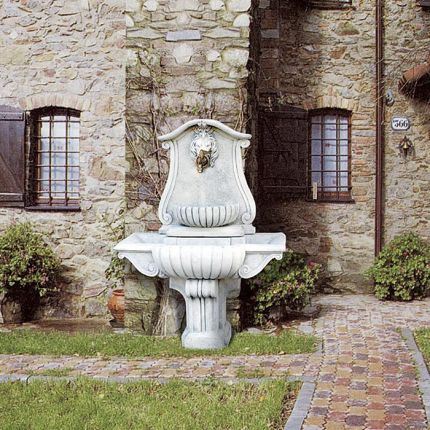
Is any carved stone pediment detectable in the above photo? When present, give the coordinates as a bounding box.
[157,119,255,230]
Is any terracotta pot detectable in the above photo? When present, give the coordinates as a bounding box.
[107,289,125,322]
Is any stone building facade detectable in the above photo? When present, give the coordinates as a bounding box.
[0,0,126,318]
[250,0,430,292]
[0,0,428,327]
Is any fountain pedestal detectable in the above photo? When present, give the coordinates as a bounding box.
[176,279,230,349]
[115,120,285,349]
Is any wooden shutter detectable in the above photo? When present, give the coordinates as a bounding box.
[0,105,25,207]
[258,105,308,201]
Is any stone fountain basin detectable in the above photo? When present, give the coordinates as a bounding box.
[173,204,240,228]
[152,245,245,279]
[114,232,286,280]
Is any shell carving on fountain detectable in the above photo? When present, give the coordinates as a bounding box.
[173,204,240,227]
[115,119,286,349]
[152,245,246,279]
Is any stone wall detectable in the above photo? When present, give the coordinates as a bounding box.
[383,1,430,242]
[0,0,253,328]
[0,0,126,317]
[1,0,428,324]
[250,0,430,292]
[124,0,252,331]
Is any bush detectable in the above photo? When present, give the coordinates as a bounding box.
[0,223,61,318]
[365,232,430,301]
[248,250,321,325]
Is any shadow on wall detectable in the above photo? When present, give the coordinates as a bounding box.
[247,0,373,293]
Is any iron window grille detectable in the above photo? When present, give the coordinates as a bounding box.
[31,107,80,208]
[308,109,352,202]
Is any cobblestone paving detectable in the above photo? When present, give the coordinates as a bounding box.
[0,353,319,381]
[1,294,430,429]
[303,295,430,430]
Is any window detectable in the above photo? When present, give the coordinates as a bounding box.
[31,108,80,208]
[308,0,352,9]
[309,109,352,202]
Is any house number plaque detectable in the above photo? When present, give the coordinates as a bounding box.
[391,117,410,131]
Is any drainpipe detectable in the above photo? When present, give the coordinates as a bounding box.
[375,0,385,255]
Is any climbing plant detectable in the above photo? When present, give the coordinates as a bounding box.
[102,209,126,290]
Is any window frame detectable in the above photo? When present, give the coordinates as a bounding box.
[307,0,352,10]
[27,107,81,211]
[308,108,353,203]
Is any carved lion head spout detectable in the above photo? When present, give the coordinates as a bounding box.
[190,122,219,173]
[195,148,211,173]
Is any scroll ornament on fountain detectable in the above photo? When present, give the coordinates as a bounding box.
[115,119,286,349]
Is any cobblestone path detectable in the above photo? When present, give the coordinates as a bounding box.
[1,294,430,430]
[303,295,430,430]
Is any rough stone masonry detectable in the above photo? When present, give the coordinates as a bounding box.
[249,0,430,293]
[0,0,428,332]
[0,0,126,319]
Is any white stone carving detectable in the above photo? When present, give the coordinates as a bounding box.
[152,245,246,279]
[190,121,219,173]
[115,119,286,349]
[157,119,255,227]
[173,204,240,227]
[157,139,178,225]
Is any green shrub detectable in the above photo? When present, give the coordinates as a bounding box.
[365,232,430,301]
[248,250,321,325]
[0,223,61,315]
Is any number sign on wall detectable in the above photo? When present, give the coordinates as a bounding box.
[391,117,410,131]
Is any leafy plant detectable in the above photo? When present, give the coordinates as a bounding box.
[101,209,126,290]
[0,223,61,318]
[248,250,321,325]
[365,232,430,301]
[105,256,125,290]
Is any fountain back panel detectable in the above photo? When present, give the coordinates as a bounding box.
[115,120,285,349]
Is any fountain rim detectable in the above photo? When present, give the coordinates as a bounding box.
[113,234,286,254]
[158,119,252,142]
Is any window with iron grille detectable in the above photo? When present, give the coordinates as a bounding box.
[309,109,352,202]
[308,0,352,9]
[31,108,80,208]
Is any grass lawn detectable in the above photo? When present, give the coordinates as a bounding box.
[0,329,316,358]
[0,378,300,430]
[414,328,430,365]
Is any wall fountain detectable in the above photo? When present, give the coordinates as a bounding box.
[115,119,285,349]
